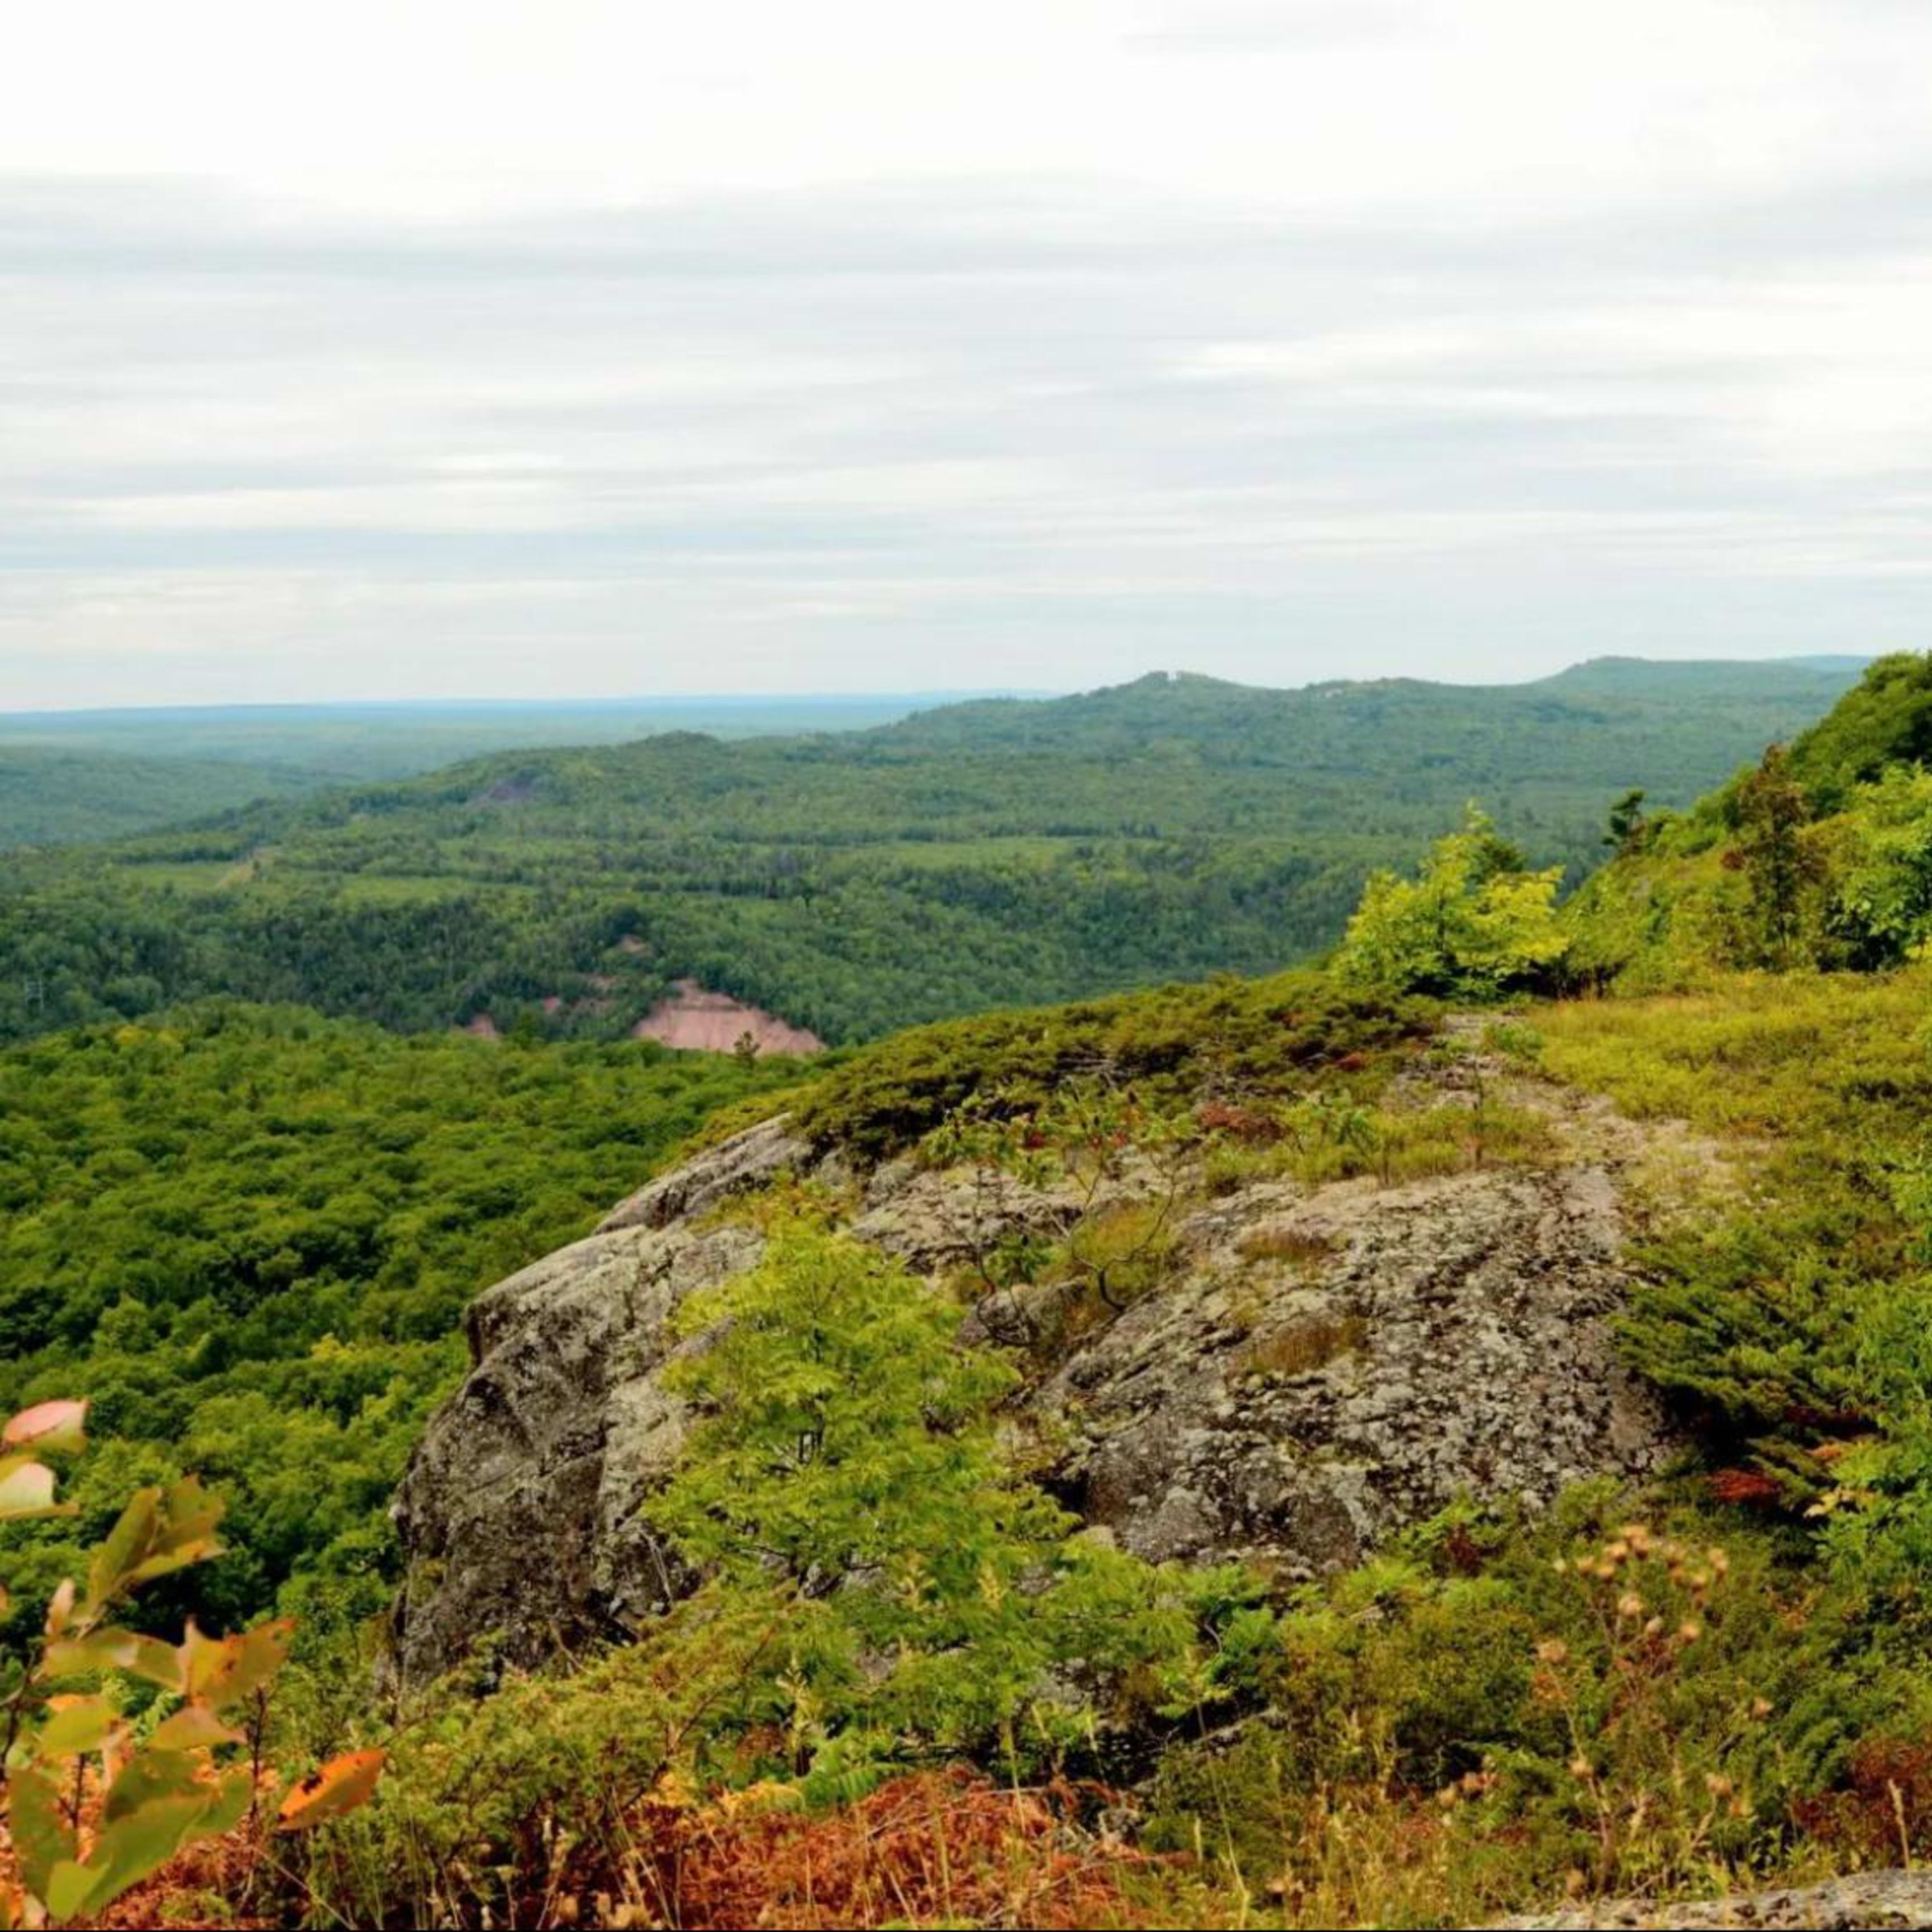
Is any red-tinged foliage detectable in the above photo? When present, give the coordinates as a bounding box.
[646,1770,1179,1931]
[1194,1100,1281,1143]
[2,1397,88,1450]
[1708,1468,1784,1508]
[1796,1736,1932,1864]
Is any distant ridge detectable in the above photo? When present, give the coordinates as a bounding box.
[0,648,1877,1048]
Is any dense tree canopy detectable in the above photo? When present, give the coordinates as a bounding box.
[0,1004,804,1641]
[0,660,1863,1048]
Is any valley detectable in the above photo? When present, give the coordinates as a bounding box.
[7,653,1932,1928]
[0,656,1866,1050]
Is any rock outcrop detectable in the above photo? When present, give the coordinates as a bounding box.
[388,1054,1680,1693]
[1496,1870,1932,1929]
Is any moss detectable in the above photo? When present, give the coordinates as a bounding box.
[1244,1312,1366,1378]
[1234,1225,1338,1268]
[785,971,1434,1163]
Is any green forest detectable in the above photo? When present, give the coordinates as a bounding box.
[0,695,939,848]
[0,1007,803,1649]
[17,654,1932,1929]
[0,657,1864,1048]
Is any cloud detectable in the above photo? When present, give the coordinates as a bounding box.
[2,1,1930,703]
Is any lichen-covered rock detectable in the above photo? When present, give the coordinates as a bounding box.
[596,1115,809,1234]
[1032,1161,1663,1576]
[388,1066,1678,1692]
[388,1162,779,1689]
[1496,1869,1932,1928]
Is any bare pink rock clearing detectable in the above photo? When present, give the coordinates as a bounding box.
[462,1014,502,1039]
[631,980,824,1056]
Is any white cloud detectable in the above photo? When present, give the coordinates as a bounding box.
[2,1,1930,704]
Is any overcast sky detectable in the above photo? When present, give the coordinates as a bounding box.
[5,0,1930,708]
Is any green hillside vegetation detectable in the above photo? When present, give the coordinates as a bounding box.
[1565,654,1932,988]
[0,1005,803,1653]
[0,657,1865,1048]
[0,747,319,847]
[19,653,1932,1927]
[281,946,1932,1927]
[0,696,946,848]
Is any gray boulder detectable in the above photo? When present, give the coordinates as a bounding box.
[388,1081,1673,1692]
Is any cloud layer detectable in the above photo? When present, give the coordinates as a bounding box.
[4,1,1931,704]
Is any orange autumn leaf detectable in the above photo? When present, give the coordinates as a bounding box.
[276,1748,386,1832]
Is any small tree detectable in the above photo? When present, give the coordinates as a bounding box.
[1335,805,1567,1000]
[1827,765,1932,968]
[1730,746,1822,965]
[654,1226,1211,1771]
[1603,788,1650,853]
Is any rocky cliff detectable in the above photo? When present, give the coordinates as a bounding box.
[388,1035,1696,1693]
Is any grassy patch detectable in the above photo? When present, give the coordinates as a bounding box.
[1235,1225,1338,1269]
[1244,1311,1367,1378]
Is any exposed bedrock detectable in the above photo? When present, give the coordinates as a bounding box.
[389,1084,1672,1692]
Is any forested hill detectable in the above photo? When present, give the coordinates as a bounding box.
[869,658,1864,778]
[0,694,953,850]
[0,656,1869,1047]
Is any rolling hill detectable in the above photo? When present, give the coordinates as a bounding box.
[0,655,1870,1047]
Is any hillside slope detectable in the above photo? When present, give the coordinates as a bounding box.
[349,942,1932,1929]
[0,655,1866,1047]
[0,694,948,847]
[1565,651,1932,987]
[20,651,1932,1926]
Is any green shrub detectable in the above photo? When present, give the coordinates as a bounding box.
[1334,805,1567,1000]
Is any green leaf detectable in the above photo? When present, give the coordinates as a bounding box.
[149,1704,244,1751]
[202,1766,255,1838]
[47,1793,213,1925]
[45,1858,106,1926]
[34,1694,119,1759]
[43,1627,184,1693]
[101,1744,199,1824]
[180,1617,294,1711]
[82,1481,227,1613]
[84,1488,160,1612]
[0,1458,71,1522]
[8,1762,75,1902]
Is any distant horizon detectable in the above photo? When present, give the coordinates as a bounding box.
[0,649,1884,724]
[9,5,1932,712]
